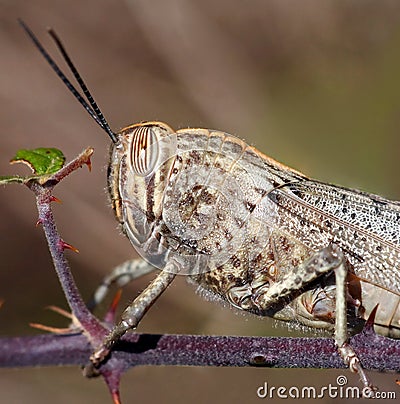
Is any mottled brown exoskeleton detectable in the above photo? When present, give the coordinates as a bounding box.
[21,22,400,391]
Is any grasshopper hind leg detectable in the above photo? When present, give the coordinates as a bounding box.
[253,243,375,392]
[333,256,376,394]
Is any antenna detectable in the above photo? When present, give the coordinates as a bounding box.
[18,19,117,143]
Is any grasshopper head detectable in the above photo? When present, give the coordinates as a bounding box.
[108,122,177,256]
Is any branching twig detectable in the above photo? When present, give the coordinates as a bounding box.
[27,148,107,346]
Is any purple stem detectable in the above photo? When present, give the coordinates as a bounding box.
[0,329,399,372]
[27,148,106,345]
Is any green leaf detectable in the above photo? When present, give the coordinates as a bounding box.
[10,148,65,175]
[0,148,65,185]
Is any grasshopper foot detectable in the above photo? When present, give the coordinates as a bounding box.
[337,343,377,396]
[90,345,111,367]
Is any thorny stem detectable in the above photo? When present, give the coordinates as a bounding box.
[27,148,106,345]
[0,327,399,371]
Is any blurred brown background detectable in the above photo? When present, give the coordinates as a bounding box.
[1,0,400,403]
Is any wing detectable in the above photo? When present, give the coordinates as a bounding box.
[267,180,400,295]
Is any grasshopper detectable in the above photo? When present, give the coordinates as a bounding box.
[20,21,400,391]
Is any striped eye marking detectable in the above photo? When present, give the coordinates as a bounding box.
[130,126,159,176]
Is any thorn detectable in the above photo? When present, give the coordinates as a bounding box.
[58,239,79,253]
[29,305,81,333]
[104,289,122,324]
[111,390,121,404]
[110,289,122,313]
[103,369,122,404]
[35,218,43,227]
[367,305,378,324]
[46,305,73,319]
[363,304,379,335]
[85,156,92,172]
[50,195,62,203]
[29,322,78,334]
[45,305,82,329]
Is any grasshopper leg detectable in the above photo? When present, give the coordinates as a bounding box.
[334,256,376,394]
[254,243,374,391]
[87,258,157,312]
[90,259,182,366]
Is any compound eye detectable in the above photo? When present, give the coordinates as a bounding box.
[130,126,159,176]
